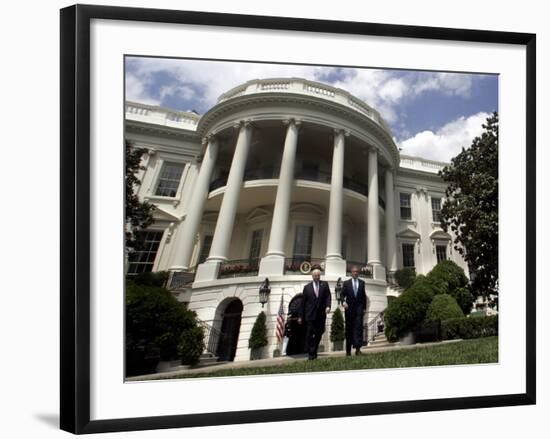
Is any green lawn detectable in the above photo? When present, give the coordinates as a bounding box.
[149,336,498,380]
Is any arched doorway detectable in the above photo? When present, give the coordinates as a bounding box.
[215,299,243,361]
[285,294,307,355]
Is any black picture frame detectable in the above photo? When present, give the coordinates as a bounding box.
[60,4,536,434]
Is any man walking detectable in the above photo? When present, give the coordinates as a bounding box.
[299,269,331,360]
[342,266,367,356]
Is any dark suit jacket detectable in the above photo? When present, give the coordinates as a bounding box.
[341,277,367,314]
[300,281,332,322]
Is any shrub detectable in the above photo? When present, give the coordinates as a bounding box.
[441,315,498,340]
[414,320,442,343]
[453,287,476,316]
[394,267,416,289]
[125,280,202,375]
[178,326,205,365]
[427,260,474,315]
[330,308,345,342]
[130,270,170,288]
[425,294,464,322]
[249,311,268,350]
[426,260,467,294]
[384,275,436,342]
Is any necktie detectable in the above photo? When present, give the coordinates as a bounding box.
[314,282,319,297]
[353,279,357,296]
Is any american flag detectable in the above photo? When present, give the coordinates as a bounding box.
[275,295,286,341]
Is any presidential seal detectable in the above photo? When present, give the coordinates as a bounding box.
[299,261,312,274]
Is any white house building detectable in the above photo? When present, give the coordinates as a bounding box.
[125,77,469,362]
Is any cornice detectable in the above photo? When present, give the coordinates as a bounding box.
[196,93,400,168]
[126,120,201,142]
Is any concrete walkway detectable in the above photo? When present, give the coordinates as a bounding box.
[126,339,462,382]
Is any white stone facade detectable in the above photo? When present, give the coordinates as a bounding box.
[125,77,469,362]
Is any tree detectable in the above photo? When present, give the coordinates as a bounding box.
[330,308,345,343]
[249,311,268,350]
[125,280,203,375]
[439,112,498,298]
[125,141,156,253]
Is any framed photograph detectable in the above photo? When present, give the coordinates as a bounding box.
[60,4,536,434]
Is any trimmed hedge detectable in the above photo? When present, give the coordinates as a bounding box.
[330,308,345,342]
[394,267,416,289]
[426,261,473,314]
[126,280,202,375]
[384,275,435,342]
[178,326,205,365]
[425,294,464,322]
[441,315,498,340]
[249,311,268,350]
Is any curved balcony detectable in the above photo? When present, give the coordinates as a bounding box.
[208,168,386,209]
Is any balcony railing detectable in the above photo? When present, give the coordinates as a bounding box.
[345,261,373,279]
[284,257,325,274]
[208,169,385,209]
[218,259,260,278]
[167,269,196,290]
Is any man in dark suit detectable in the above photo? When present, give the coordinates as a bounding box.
[298,269,332,360]
[341,266,367,356]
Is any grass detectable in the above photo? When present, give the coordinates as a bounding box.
[147,336,498,380]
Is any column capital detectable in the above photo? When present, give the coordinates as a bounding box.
[201,133,218,146]
[233,119,254,130]
[282,118,302,128]
[333,128,350,137]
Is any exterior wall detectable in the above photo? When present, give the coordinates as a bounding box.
[124,79,472,362]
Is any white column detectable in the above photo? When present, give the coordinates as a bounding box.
[170,136,219,271]
[367,147,385,280]
[195,121,253,282]
[259,119,300,276]
[325,129,347,277]
[385,168,398,274]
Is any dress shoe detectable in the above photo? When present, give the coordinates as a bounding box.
[346,352,351,357]
[355,349,363,356]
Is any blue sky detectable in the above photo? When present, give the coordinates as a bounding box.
[126,57,498,162]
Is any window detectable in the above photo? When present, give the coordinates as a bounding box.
[402,243,415,268]
[400,193,412,220]
[301,161,319,180]
[127,230,164,275]
[198,235,213,264]
[155,162,184,197]
[432,197,442,222]
[293,225,313,262]
[436,244,447,263]
[248,229,263,261]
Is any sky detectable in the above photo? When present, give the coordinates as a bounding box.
[125,56,498,163]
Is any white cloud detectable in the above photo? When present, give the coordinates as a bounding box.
[125,58,480,128]
[398,112,490,162]
[412,72,474,98]
[125,73,160,106]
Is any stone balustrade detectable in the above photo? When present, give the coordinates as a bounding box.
[216,78,390,134]
[125,102,200,130]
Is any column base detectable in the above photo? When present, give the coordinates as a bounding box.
[258,255,285,277]
[370,264,387,281]
[324,258,347,277]
[194,261,221,282]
